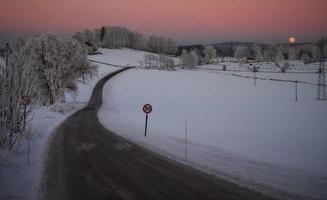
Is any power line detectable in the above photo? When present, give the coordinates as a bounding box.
[209,70,327,87]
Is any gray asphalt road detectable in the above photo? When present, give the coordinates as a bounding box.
[40,68,276,200]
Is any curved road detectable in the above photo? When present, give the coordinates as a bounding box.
[40,68,276,200]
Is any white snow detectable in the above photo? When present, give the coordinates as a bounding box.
[0,107,69,200]
[0,48,141,200]
[2,47,326,200]
[65,48,149,103]
[98,58,327,199]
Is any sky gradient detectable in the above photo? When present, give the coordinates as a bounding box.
[1,0,327,44]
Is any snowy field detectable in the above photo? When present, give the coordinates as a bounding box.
[1,48,326,200]
[97,51,327,199]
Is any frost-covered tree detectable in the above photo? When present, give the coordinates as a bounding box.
[188,50,199,67]
[288,48,297,60]
[263,48,274,60]
[301,53,311,64]
[181,50,199,68]
[275,50,287,72]
[144,54,158,68]
[203,46,217,64]
[275,50,284,62]
[129,31,146,50]
[143,54,175,70]
[147,35,177,54]
[255,51,264,62]
[25,33,97,105]
[90,26,177,54]
[181,50,188,68]
[234,46,249,61]
[253,45,264,62]
[310,46,320,61]
[100,26,130,49]
[72,29,98,54]
[0,36,35,150]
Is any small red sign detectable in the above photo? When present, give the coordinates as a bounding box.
[143,104,152,114]
[21,96,31,106]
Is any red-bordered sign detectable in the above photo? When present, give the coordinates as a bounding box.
[143,104,152,114]
[21,95,31,106]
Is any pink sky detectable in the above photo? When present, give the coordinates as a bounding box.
[1,0,327,43]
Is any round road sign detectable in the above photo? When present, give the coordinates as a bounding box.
[21,95,31,106]
[143,104,152,114]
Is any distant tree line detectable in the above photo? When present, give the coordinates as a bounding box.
[73,26,178,55]
[177,38,327,67]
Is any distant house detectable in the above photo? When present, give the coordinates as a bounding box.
[246,56,255,63]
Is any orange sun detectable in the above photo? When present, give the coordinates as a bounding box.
[288,36,296,44]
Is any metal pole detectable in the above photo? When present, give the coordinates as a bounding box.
[23,104,27,130]
[27,130,30,166]
[254,71,257,87]
[295,81,298,101]
[185,120,187,159]
[144,114,148,137]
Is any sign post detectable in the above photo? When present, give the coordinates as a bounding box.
[21,95,31,166]
[142,104,152,137]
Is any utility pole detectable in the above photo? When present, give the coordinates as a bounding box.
[254,70,257,86]
[317,37,326,100]
[295,81,298,102]
[185,120,188,159]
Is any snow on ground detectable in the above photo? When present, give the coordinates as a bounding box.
[98,67,327,200]
[1,47,325,199]
[65,48,150,103]
[0,48,145,199]
[0,107,69,200]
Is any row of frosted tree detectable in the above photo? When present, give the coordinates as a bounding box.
[178,38,326,67]
[234,43,326,64]
[73,26,178,55]
[0,34,96,150]
[179,42,325,70]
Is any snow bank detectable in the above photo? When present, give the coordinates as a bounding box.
[0,107,69,200]
[98,68,327,199]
